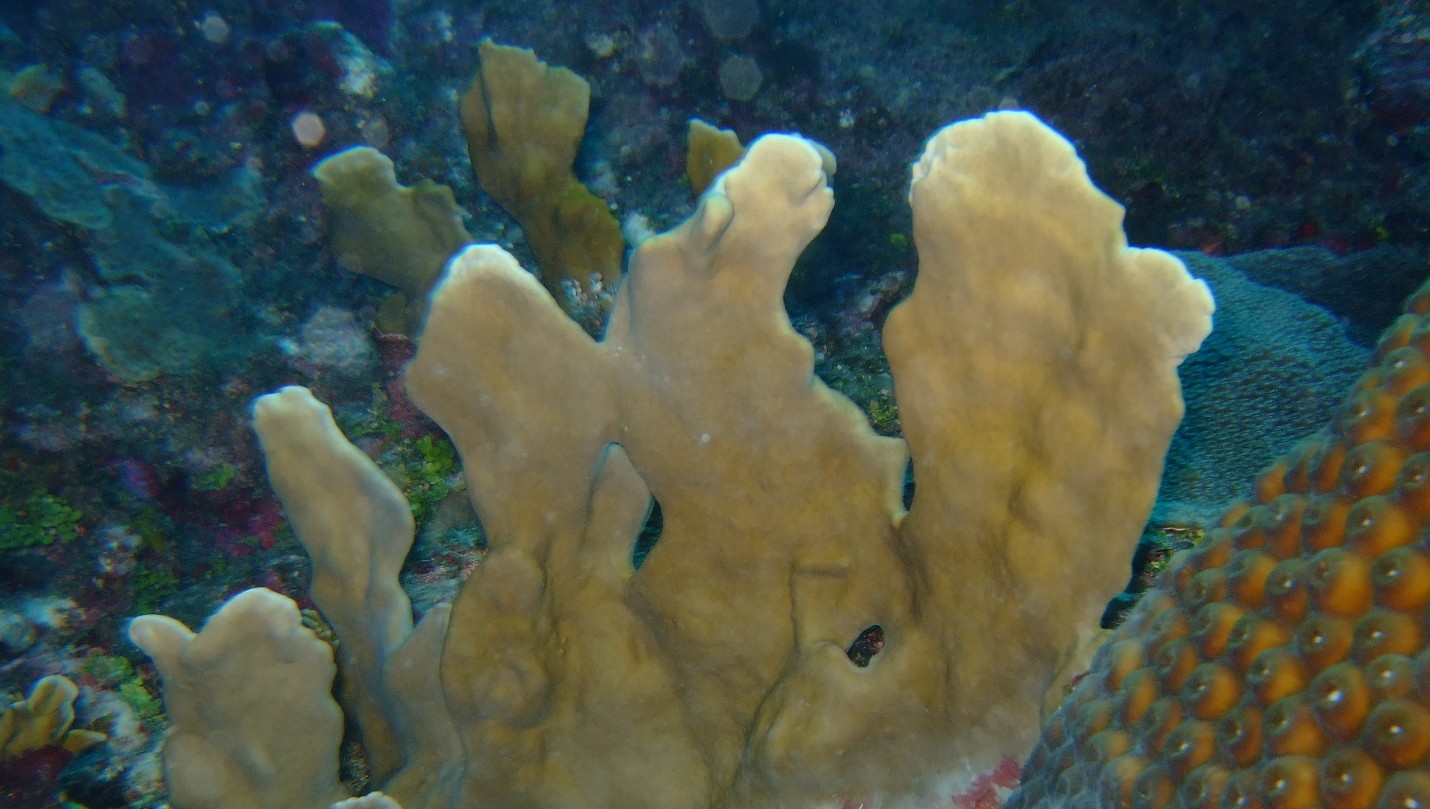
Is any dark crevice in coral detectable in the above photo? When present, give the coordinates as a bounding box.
[902,458,916,511]
[631,497,663,571]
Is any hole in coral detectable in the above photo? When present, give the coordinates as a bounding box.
[902,459,915,510]
[631,497,663,571]
[846,624,884,667]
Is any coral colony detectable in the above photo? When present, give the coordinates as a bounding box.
[2,3,1429,808]
[134,110,1216,809]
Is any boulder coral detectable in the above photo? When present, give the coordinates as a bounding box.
[1007,280,1430,809]
[128,111,1214,809]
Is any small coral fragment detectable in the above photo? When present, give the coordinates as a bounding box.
[0,674,105,760]
[312,147,472,334]
[458,40,624,310]
[685,118,745,196]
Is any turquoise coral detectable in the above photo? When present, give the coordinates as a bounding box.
[0,98,264,382]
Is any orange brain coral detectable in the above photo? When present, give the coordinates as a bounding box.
[1006,279,1430,809]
